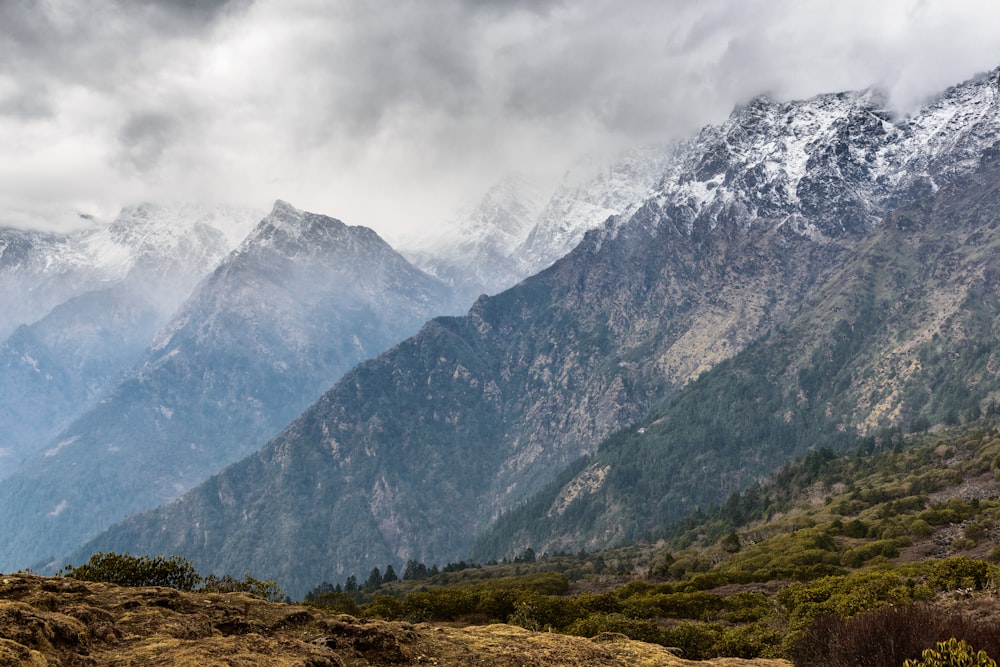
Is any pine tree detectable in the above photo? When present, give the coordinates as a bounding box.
[364,567,382,591]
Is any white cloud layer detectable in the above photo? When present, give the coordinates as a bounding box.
[2,0,1000,239]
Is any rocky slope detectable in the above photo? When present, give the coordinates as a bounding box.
[473,140,1000,558]
[0,201,454,572]
[74,67,1000,596]
[0,574,786,667]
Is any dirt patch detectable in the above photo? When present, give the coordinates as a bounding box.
[0,573,788,666]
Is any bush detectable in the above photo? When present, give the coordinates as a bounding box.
[840,539,903,568]
[201,574,285,602]
[308,591,361,615]
[713,622,784,659]
[564,612,667,645]
[792,605,1000,667]
[61,552,201,591]
[903,638,997,667]
[927,557,995,591]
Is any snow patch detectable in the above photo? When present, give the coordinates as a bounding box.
[47,499,68,517]
[44,436,78,458]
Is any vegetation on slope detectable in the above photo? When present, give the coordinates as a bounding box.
[4,572,772,667]
[303,422,1000,664]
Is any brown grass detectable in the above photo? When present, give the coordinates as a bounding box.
[0,573,788,666]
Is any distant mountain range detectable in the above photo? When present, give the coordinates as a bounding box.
[0,204,260,478]
[66,67,1000,598]
[0,201,455,570]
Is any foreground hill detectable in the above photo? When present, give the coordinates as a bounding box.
[0,573,785,667]
[327,421,1000,663]
[76,68,1000,597]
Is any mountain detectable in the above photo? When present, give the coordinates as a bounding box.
[403,174,549,302]
[473,146,1000,559]
[73,67,1000,598]
[403,147,669,304]
[0,204,260,478]
[0,201,454,571]
[517,146,671,274]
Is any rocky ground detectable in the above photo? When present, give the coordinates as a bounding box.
[0,573,789,666]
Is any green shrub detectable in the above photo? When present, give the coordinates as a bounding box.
[362,594,404,619]
[564,612,667,645]
[61,552,201,591]
[662,622,723,660]
[927,557,995,591]
[909,518,935,537]
[713,622,784,659]
[841,539,903,568]
[903,638,997,667]
[308,591,361,615]
[201,574,284,601]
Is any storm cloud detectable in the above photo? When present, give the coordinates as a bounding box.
[2,0,1000,238]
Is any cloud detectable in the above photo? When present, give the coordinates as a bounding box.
[2,0,1000,239]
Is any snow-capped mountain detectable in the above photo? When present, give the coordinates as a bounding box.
[611,68,1000,245]
[0,201,455,571]
[401,174,549,304]
[0,204,259,340]
[517,146,671,274]
[403,147,669,305]
[0,204,261,478]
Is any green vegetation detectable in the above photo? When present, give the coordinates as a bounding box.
[60,552,202,591]
[61,552,284,601]
[904,639,998,667]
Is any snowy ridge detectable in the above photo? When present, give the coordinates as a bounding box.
[404,147,670,302]
[518,145,671,272]
[610,66,1000,243]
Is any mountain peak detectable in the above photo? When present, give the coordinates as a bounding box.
[240,201,354,257]
[269,199,301,219]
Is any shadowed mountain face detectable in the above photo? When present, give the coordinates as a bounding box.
[74,69,1000,598]
[0,201,454,571]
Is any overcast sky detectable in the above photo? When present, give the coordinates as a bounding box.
[3,0,1000,242]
